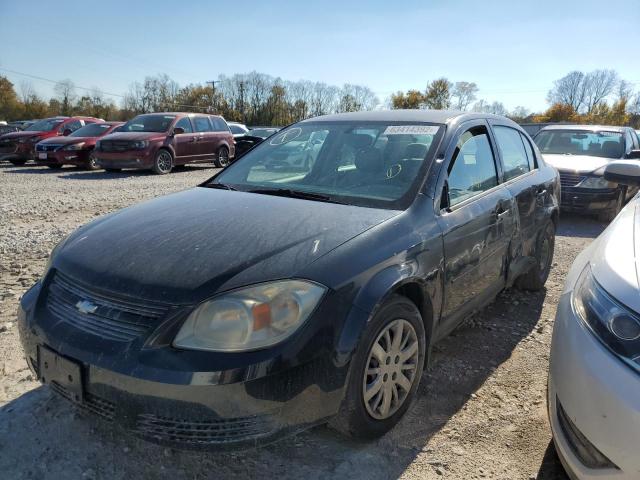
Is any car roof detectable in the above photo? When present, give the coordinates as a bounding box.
[299,109,514,126]
[538,124,628,133]
[133,112,223,118]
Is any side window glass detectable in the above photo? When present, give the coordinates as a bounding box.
[519,133,537,170]
[60,120,81,133]
[212,118,227,132]
[175,117,193,133]
[194,116,212,133]
[493,126,530,181]
[447,127,498,207]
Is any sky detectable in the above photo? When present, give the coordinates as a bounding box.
[1,0,639,113]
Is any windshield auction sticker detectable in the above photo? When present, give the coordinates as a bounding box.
[383,125,439,135]
[269,127,302,145]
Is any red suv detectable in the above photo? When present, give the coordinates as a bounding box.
[94,113,234,174]
[35,121,124,170]
[0,116,102,165]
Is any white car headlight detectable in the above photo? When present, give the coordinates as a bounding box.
[572,264,640,370]
[174,280,326,352]
[576,176,616,189]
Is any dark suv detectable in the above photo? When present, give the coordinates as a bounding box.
[94,113,235,174]
[0,116,101,165]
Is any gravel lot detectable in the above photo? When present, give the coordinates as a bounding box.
[0,161,606,479]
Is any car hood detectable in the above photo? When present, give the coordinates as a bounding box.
[54,188,399,304]
[101,131,166,142]
[587,198,640,314]
[0,131,49,141]
[39,136,95,146]
[542,154,617,174]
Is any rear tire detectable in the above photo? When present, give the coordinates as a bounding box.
[152,149,173,174]
[215,146,230,168]
[516,221,555,291]
[330,294,426,439]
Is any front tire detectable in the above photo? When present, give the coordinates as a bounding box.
[152,149,173,175]
[85,151,100,171]
[516,221,555,291]
[215,146,230,168]
[330,295,426,439]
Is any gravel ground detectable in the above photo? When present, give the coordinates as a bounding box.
[0,161,606,479]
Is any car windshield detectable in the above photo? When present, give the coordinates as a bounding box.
[25,118,65,132]
[249,128,278,138]
[120,115,176,133]
[208,122,444,209]
[534,129,624,159]
[69,123,113,137]
[229,124,247,134]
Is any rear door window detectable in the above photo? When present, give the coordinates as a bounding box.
[520,133,537,170]
[493,126,530,181]
[193,116,213,133]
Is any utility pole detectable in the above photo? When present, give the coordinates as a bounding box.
[207,79,220,113]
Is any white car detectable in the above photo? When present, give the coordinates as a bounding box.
[549,160,640,479]
[534,125,640,222]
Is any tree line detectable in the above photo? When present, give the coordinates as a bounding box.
[1,69,639,127]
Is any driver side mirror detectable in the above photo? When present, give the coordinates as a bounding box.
[625,149,640,159]
[62,128,72,136]
[604,160,640,187]
[172,127,185,135]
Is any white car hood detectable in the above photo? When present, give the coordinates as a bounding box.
[542,154,616,174]
[589,198,640,313]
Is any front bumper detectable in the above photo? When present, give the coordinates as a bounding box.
[94,150,155,169]
[17,279,352,450]
[548,293,640,479]
[560,187,619,212]
[35,150,90,166]
[0,141,34,160]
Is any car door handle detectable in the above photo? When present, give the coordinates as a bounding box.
[190,137,198,143]
[496,209,510,219]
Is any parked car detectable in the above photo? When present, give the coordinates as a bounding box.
[18,110,559,449]
[35,122,124,170]
[234,128,281,158]
[533,124,640,221]
[7,119,37,130]
[0,125,19,135]
[548,160,640,479]
[94,113,234,174]
[0,116,101,165]
[228,121,249,138]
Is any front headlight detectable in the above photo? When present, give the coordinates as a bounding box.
[131,140,149,149]
[174,280,326,352]
[63,142,85,151]
[572,264,640,370]
[576,176,616,189]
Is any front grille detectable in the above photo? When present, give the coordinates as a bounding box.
[0,140,17,154]
[36,144,63,152]
[50,381,115,421]
[136,413,276,445]
[46,271,169,342]
[559,172,586,188]
[100,140,133,152]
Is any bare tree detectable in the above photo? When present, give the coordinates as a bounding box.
[617,79,633,102]
[54,79,77,115]
[547,71,586,111]
[451,81,478,110]
[583,69,618,113]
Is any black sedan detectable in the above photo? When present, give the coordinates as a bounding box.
[18,110,559,448]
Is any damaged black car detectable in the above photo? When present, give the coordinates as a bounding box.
[18,110,559,449]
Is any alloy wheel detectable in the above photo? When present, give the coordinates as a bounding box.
[362,319,419,420]
[218,147,230,167]
[156,151,172,173]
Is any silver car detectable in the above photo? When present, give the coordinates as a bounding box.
[534,125,640,221]
[549,160,640,479]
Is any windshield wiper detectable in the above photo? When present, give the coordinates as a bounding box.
[247,187,344,204]
[204,182,238,191]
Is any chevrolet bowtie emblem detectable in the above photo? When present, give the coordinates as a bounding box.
[75,300,98,315]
